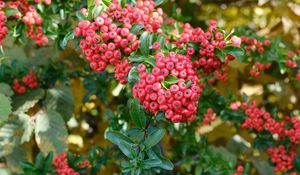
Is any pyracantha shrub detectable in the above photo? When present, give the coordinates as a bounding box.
[53,152,90,175]
[0,0,49,45]
[1,0,300,174]
[132,52,202,122]
[12,70,39,94]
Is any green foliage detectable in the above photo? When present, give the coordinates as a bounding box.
[128,98,147,129]
[35,110,68,155]
[0,94,11,122]
[44,86,74,122]
[21,152,54,175]
[12,89,45,114]
[140,31,151,55]
[224,46,245,62]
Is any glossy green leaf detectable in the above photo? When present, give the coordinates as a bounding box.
[128,98,146,129]
[154,0,165,6]
[223,46,244,62]
[3,8,19,18]
[144,128,165,149]
[118,140,137,159]
[161,75,178,89]
[140,31,150,55]
[76,11,86,20]
[128,55,147,62]
[92,5,103,19]
[141,159,162,169]
[119,0,126,8]
[60,31,75,49]
[104,130,134,146]
[146,147,173,170]
[126,128,144,142]
[127,66,140,84]
[102,0,112,7]
[214,47,226,62]
[130,24,144,35]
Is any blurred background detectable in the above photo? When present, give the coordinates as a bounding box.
[1,0,300,174]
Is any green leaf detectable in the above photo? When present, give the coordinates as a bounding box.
[0,94,11,122]
[60,31,75,49]
[140,31,150,55]
[104,130,134,146]
[44,152,54,170]
[0,83,14,97]
[154,0,165,6]
[161,75,178,89]
[18,113,34,144]
[12,89,45,114]
[141,159,162,169]
[118,140,136,159]
[146,148,173,170]
[102,0,112,7]
[87,0,94,10]
[128,98,146,129]
[3,8,19,18]
[126,128,144,142]
[145,57,156,67]
[6,143,29,173]
[127,66,140,84]
[44,86,74,122]
[34,152,44,170]
[223,46,244,62]
[76,11,86,20]
[35,110,68,155]
[128,55,147,62]
[243,163,251,175]
[214,47,226,62]
[188,42,200,51]
[164,74,178,84]
[119,0,126,8]
[92,5,103,19]
[156,35,166,48]
[144,128,165,149]
[130,24,144,35]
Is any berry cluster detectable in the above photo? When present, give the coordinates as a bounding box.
[240,36,271,54]
[203,108,216,125]
[75,0,165,84]
[0,2,7,45]
[284,117,300,145]
[232,165,244,175]
[240,101,284,136]
[12,70,39,94]
[297,72,300,83]
[115,58,132,84]
[53,152,90,175]
[132,52,202,122]
[107,0,163,33]
[75,17,139,83]
[266,145,296,173]
[249,61,271,77]
[169,20,240,75]
[4,0,49,45]
[285,59,297,68]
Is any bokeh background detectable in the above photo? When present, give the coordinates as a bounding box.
[1,0,300,174]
